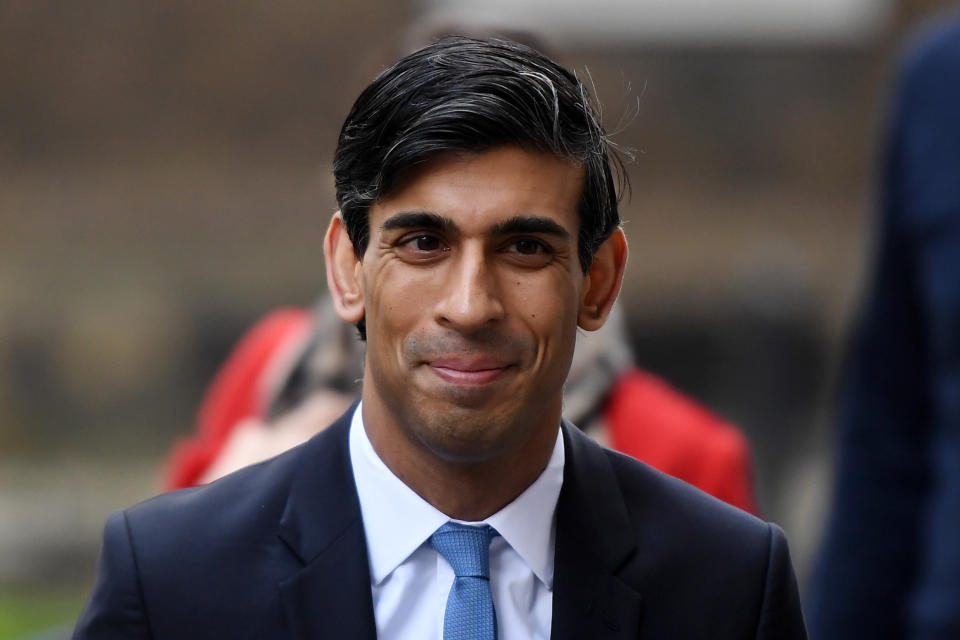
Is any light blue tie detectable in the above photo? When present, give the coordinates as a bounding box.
[430,522,499,640]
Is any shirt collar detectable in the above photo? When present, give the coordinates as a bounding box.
[348,402,564,589]
[484,427,563,588]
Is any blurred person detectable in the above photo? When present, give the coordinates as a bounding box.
[166,296,759,514]
[74,37,805,638]
[806,13,960,639]
[163,300,360,488]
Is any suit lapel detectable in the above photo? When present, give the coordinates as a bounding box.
[551,421,644,639]
[276,405,378,640]
[271,409,643,639]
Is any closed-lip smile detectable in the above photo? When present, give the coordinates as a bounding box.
[427,356,511,385]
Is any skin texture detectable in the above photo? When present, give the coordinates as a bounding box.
[325,146,627,520]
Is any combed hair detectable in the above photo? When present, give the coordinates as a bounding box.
[333,36,628,338]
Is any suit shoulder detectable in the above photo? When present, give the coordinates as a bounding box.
[601,447,803,634]
[80,416,357,637]
[603,446,770,554]
[561,427,805,634]
[125,439,305,547]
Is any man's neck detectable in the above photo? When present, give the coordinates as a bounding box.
[360,392,561,521]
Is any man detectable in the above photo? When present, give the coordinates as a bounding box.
[74,37,805,639]
[807,13,960,639]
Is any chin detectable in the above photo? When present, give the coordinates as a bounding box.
[412,404,524,463]
[432,384,505,409]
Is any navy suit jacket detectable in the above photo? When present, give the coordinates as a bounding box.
[806,14,960,640]
[74,409,806,639]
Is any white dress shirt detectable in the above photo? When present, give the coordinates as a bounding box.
[348,402,564,640]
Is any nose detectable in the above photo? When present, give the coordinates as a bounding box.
[435,245,505,332]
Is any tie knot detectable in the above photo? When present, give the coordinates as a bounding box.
[430,522,498,578]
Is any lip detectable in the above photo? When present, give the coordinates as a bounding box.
[427,357,511,385]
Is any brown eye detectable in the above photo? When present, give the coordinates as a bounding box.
[413,235,441,252]
[502,238,553,268]
[396,233,448,262]
[513,239,545,255]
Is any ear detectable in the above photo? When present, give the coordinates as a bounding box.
[578,229,628,331]
[324,212,365,324]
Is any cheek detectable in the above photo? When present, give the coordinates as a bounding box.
[514,266,581,309]
[508,272,581,340]
[364,265,430,337]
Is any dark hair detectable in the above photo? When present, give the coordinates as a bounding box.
[333,36,627,338]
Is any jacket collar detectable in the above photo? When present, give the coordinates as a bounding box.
[551,420,644,639]
[276,402,378,639]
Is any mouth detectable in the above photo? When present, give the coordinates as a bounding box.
[426,357,512,385]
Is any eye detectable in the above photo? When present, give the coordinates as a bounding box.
[406,235,441,252]
[502,238,554,267]
[395,233,449,262]
[511,239,547,255]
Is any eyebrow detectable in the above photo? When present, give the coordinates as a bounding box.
[490,216,571,240]
[379,211,571,241]
[381,211,458,233]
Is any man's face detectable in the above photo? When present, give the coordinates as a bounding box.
[355,146,588,466]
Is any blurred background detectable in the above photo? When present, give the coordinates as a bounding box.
[0,0,954,635]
